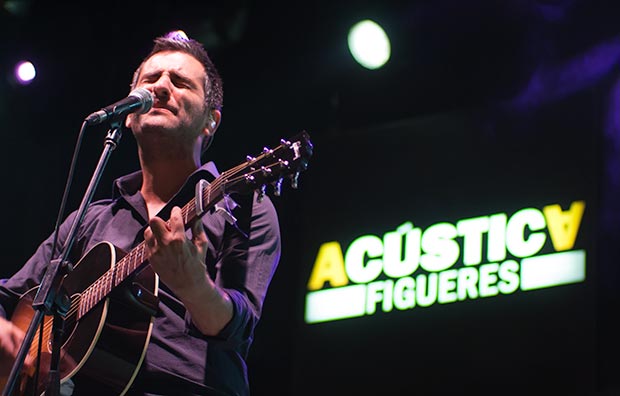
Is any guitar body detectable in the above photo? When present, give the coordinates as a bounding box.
[5,242,158,396]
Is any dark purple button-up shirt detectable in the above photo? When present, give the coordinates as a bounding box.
[0,162,281,396]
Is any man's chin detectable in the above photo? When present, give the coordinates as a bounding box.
[137,114,177,129]
[135,121,177,134]
[149,107,175,115]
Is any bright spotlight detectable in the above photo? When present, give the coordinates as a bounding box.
[347,20,391,70]
[14,60,36,85]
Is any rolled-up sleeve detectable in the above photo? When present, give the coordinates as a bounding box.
[184,192,281,352]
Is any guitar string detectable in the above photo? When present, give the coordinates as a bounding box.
[28,154,290,355]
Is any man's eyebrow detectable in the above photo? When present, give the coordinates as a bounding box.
[140,70,162,80]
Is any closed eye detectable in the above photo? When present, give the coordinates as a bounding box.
[140,72,161,84]
[170,74,195,89]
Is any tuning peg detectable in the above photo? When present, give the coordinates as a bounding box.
[261,166,272,176]
[273,178,283,196]
[246,155,255,162]
[290,172,300,189]
[280,138,291,146]
[263,147,273,155]
[257,184,266,202]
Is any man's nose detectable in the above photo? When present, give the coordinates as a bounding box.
[150,76,172,100]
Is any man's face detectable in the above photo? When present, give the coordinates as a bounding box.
[126,51,210,143]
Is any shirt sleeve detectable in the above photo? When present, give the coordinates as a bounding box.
[0,210,85,320]
[0,227,68,319]
[184,192,281,350]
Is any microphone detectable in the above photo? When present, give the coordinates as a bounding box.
[85,87,154,125]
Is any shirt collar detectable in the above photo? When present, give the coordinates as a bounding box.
[112,161,220,200]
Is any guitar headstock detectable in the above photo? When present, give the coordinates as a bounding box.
[223,131,313,199]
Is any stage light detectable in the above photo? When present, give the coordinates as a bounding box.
[347,19,391,70]
[14,60,36,85]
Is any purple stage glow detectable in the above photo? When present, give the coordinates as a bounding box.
[507,36,620,111]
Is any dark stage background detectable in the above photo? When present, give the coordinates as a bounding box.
[2,1,620,395]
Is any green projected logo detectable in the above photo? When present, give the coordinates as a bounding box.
[304,201,586,324]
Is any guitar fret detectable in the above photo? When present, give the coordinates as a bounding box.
[122,256,128,279]
[110,266,115,288]
[96,279,102,306]
[91,283,96,310]
[90,285,96,308]
[117,261,123,285]
[124,256,129,278]
[92,282,98,308]
[132,249,138,271]
[86,286,92,313]
[78,291,84,317]
[132,250,137,271]
[122,259,127,282]
[86,288,92,313]
[104,270,111,294]
[130,251,135,272]
[83,288,89,314]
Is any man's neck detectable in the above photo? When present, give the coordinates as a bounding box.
[140,158,199,218]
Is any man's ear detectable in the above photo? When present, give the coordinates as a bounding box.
[205,109,222,137]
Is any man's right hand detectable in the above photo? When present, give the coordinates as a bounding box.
[0,316,28,378]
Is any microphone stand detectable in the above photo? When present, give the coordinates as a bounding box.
[2,122,124,396]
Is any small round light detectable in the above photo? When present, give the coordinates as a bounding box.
[348,20,391,70]
[15,61,36,85]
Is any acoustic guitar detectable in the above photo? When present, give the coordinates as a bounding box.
[1,132,313,395]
